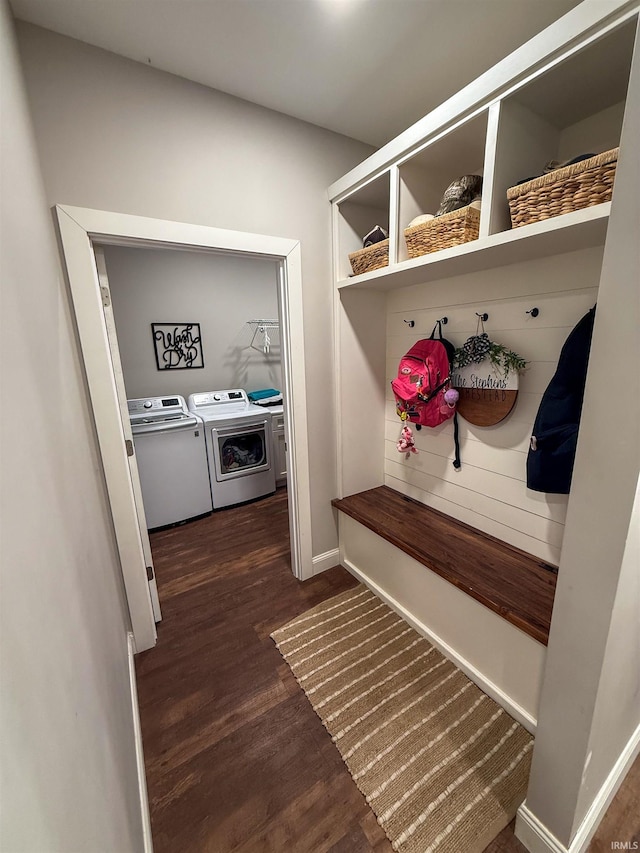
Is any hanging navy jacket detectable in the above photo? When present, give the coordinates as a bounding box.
[527,306,596,494]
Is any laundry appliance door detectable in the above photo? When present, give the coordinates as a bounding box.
[211,421,271,482]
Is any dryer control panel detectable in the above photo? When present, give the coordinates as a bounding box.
[189,389,248,408]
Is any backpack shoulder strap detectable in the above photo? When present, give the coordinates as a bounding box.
[429,320,455,364]
[429,320,444,341]
[430,320,461,469]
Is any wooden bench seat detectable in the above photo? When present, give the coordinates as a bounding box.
[332,486,557,645]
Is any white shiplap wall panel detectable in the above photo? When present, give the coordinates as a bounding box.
[388,324,590,363]
[386,471,562,565]
[385,422,528,482]
[386,286,599,337]
[385,439,567,522]
[384,247,600,561]
[450,414,531,451]
[385,457,565,550]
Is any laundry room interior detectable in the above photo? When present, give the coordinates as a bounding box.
[102,242,289,558]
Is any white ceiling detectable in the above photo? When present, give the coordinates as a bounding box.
[10,0,583,147]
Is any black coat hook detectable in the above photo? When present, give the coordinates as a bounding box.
[476,312,489,322]
[439,316,448,325]
[526,307,540,318]
[404,319,415,328]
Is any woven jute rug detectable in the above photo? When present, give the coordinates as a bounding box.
[271,585,533,853]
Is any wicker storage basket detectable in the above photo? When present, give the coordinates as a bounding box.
[404,205,480,258]
[348,239,389,276]
[507,148,618,228]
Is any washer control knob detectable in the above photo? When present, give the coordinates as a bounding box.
[143,401,153,408]
[213,394,221,401]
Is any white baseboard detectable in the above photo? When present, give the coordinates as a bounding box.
[311,548,340,575]
[128,633,154,853]
[341,556,537,734]
[516,719,640,853]
[516,806,568,853]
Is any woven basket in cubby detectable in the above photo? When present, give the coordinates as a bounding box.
[404,205,480,259]
[348,239,389,276]
[507,147,618,228]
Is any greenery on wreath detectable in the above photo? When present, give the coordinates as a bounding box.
[453,333,527,378]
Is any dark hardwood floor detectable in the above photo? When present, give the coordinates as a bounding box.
[135,488,639,852]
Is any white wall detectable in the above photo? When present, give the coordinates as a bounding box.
[573,473,640,831]
[16,21,373,557]
[0,3,145,850]
[385,247,602,564]
[103,244,282,400]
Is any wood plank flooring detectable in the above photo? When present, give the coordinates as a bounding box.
[135,488,639,852]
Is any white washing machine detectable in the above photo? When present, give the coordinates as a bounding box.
[128,395,212,529]
[187,389,275,509]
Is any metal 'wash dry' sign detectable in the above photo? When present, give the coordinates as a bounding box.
[152,323,204,370]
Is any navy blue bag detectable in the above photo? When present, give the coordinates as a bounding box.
[527,306,595,494]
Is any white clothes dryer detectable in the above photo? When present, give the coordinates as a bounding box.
[187,389,275,509]
[128,395,213,529]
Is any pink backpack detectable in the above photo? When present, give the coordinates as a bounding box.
[392,322,461,468]
[392,338,454,427]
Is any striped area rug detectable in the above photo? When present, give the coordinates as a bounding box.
[271,585,533,853]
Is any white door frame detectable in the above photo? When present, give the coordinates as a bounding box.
[55,205,313,653]
[93,246,162,624]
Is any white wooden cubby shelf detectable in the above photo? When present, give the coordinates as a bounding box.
[331,8,637,290]
[329,0,640,740]
[337,203,611,291]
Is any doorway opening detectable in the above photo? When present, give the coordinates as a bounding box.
[56,205,313,653]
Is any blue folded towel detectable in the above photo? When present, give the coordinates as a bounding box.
[248,388,280,401]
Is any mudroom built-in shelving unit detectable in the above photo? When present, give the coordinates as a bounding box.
[333,15,635,291]
[329,0,639,744]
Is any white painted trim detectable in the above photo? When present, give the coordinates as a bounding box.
[57,205,299,258]
[56,208,157,652]
[128,633,154,853]
[515,806,568,853]
[479,100,501,240]
[93,247,162,624]
[311,549,340,576]
[55,205,314,647]
[569,720,640,851]
[340,555,537,734]
[388,165,400,266]
[331,203,344,500]
[278,245,314,581]
[516,720,640,853]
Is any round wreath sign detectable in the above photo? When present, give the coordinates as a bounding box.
[451,327,527,427]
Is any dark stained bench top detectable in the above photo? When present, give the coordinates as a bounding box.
[332,485,557,645]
